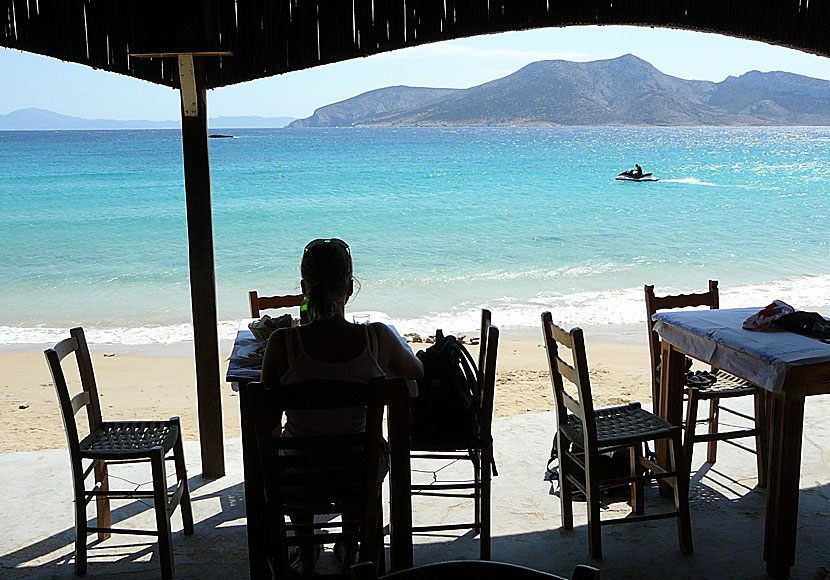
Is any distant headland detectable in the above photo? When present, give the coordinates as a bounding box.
[0,109,295,131]
[290,54,830,127]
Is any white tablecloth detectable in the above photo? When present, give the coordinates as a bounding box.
[652,307,830,392]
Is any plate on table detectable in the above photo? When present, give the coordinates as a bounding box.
[237,342,267,359]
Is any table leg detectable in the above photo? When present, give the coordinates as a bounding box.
[238,382,268,580]
[657,342,687,497]
[764,389,806,580]
[387,379,413,571]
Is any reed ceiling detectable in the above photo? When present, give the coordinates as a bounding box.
[2,0,829,91]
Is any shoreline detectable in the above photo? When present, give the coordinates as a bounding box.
[0,327,652,453]
[0,321,648,357]
[3,277,828,353]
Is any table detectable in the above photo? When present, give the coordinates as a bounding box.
[226,320,415,578]
[652,308,830,579]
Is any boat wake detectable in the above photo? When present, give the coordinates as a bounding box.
[661,177,717,186]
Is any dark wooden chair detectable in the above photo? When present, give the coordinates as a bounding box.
[249,289,304,318]
[409,310,499,559]
[44,327,194,579]
[541,313,692,560]
[349,560,600,580]
[244,378,387,579]
[645,281,768,486]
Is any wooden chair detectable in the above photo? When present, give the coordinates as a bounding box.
[409,310,499,559]
[644,281,768,486]
[350,560,600,580]
[244,378,387,579]
[44,327,194,579]
[541,313,692,560]
[249,289,304,318]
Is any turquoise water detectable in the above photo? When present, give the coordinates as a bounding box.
[1,127,828,345]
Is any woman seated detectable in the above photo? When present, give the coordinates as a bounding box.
[260,237,423,574]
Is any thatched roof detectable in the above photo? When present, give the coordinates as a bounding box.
[3,0,829,90]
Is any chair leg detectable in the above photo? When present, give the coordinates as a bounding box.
[94,460,112,541]
[473,449,482,535]
[706,398,720,464]
[152,449,175,580]
[480,444,492,560]
[630,444,644,515]
[683,388,700,477]
[754,391,769,488]
[358,492,380,569]
[558,440,573,532]
[374,496,386,575]
[171,420,194,535]
[74,479,88,576]
[668,430,693,555]
[585,461,602,560]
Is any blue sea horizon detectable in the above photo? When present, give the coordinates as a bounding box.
[1,126,828,347]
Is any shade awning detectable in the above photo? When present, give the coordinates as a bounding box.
[3,1,829,91]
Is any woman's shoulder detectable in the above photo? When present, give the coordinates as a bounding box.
[368,321,395,339]
[266,325,295,344]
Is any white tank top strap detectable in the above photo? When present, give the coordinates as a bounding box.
[286,326,304,362]
[365,324,379,359]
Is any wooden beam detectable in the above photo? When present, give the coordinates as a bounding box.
[180,56,225,478]
[177,55,199,117]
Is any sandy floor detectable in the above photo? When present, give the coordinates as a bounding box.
[0,330,653,453]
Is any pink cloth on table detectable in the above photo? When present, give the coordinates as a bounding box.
[742,300,794,331]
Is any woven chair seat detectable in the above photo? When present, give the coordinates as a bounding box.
[684,370,760,397]
[562,403,674,448]
[705,370,759,393]
[80,421,179,458]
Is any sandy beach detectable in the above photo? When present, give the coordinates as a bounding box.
[0,326,652,454]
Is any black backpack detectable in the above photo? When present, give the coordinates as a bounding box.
[411,330,480,445]
[544,433,632,500]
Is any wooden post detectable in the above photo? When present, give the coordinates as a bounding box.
[179,55,225,478]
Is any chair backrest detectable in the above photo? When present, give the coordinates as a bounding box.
[350,560,600,580]
[44,327,103,457]
[249,290,304,318]
[644,280,719,396]
[541,312,597,450]
[477,309,492,373]
[478,313,499,438]
[244,377,386,568]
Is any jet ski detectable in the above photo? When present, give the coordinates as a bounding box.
[616,169,658,182]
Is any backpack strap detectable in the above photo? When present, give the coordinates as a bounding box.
[454,341,480,402]
[453,341,497,476]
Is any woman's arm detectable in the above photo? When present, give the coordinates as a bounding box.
[372,322,424,379]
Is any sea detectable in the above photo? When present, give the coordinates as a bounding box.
[1,126,828,349]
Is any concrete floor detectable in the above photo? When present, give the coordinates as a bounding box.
[2,396,828,580]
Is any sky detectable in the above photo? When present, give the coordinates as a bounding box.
[3,25,830,121]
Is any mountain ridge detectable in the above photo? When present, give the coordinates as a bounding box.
[290,54,830,127]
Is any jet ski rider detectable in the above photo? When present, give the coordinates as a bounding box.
[634,163,643,178]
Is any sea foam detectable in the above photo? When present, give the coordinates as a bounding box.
[5,274,827,347]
